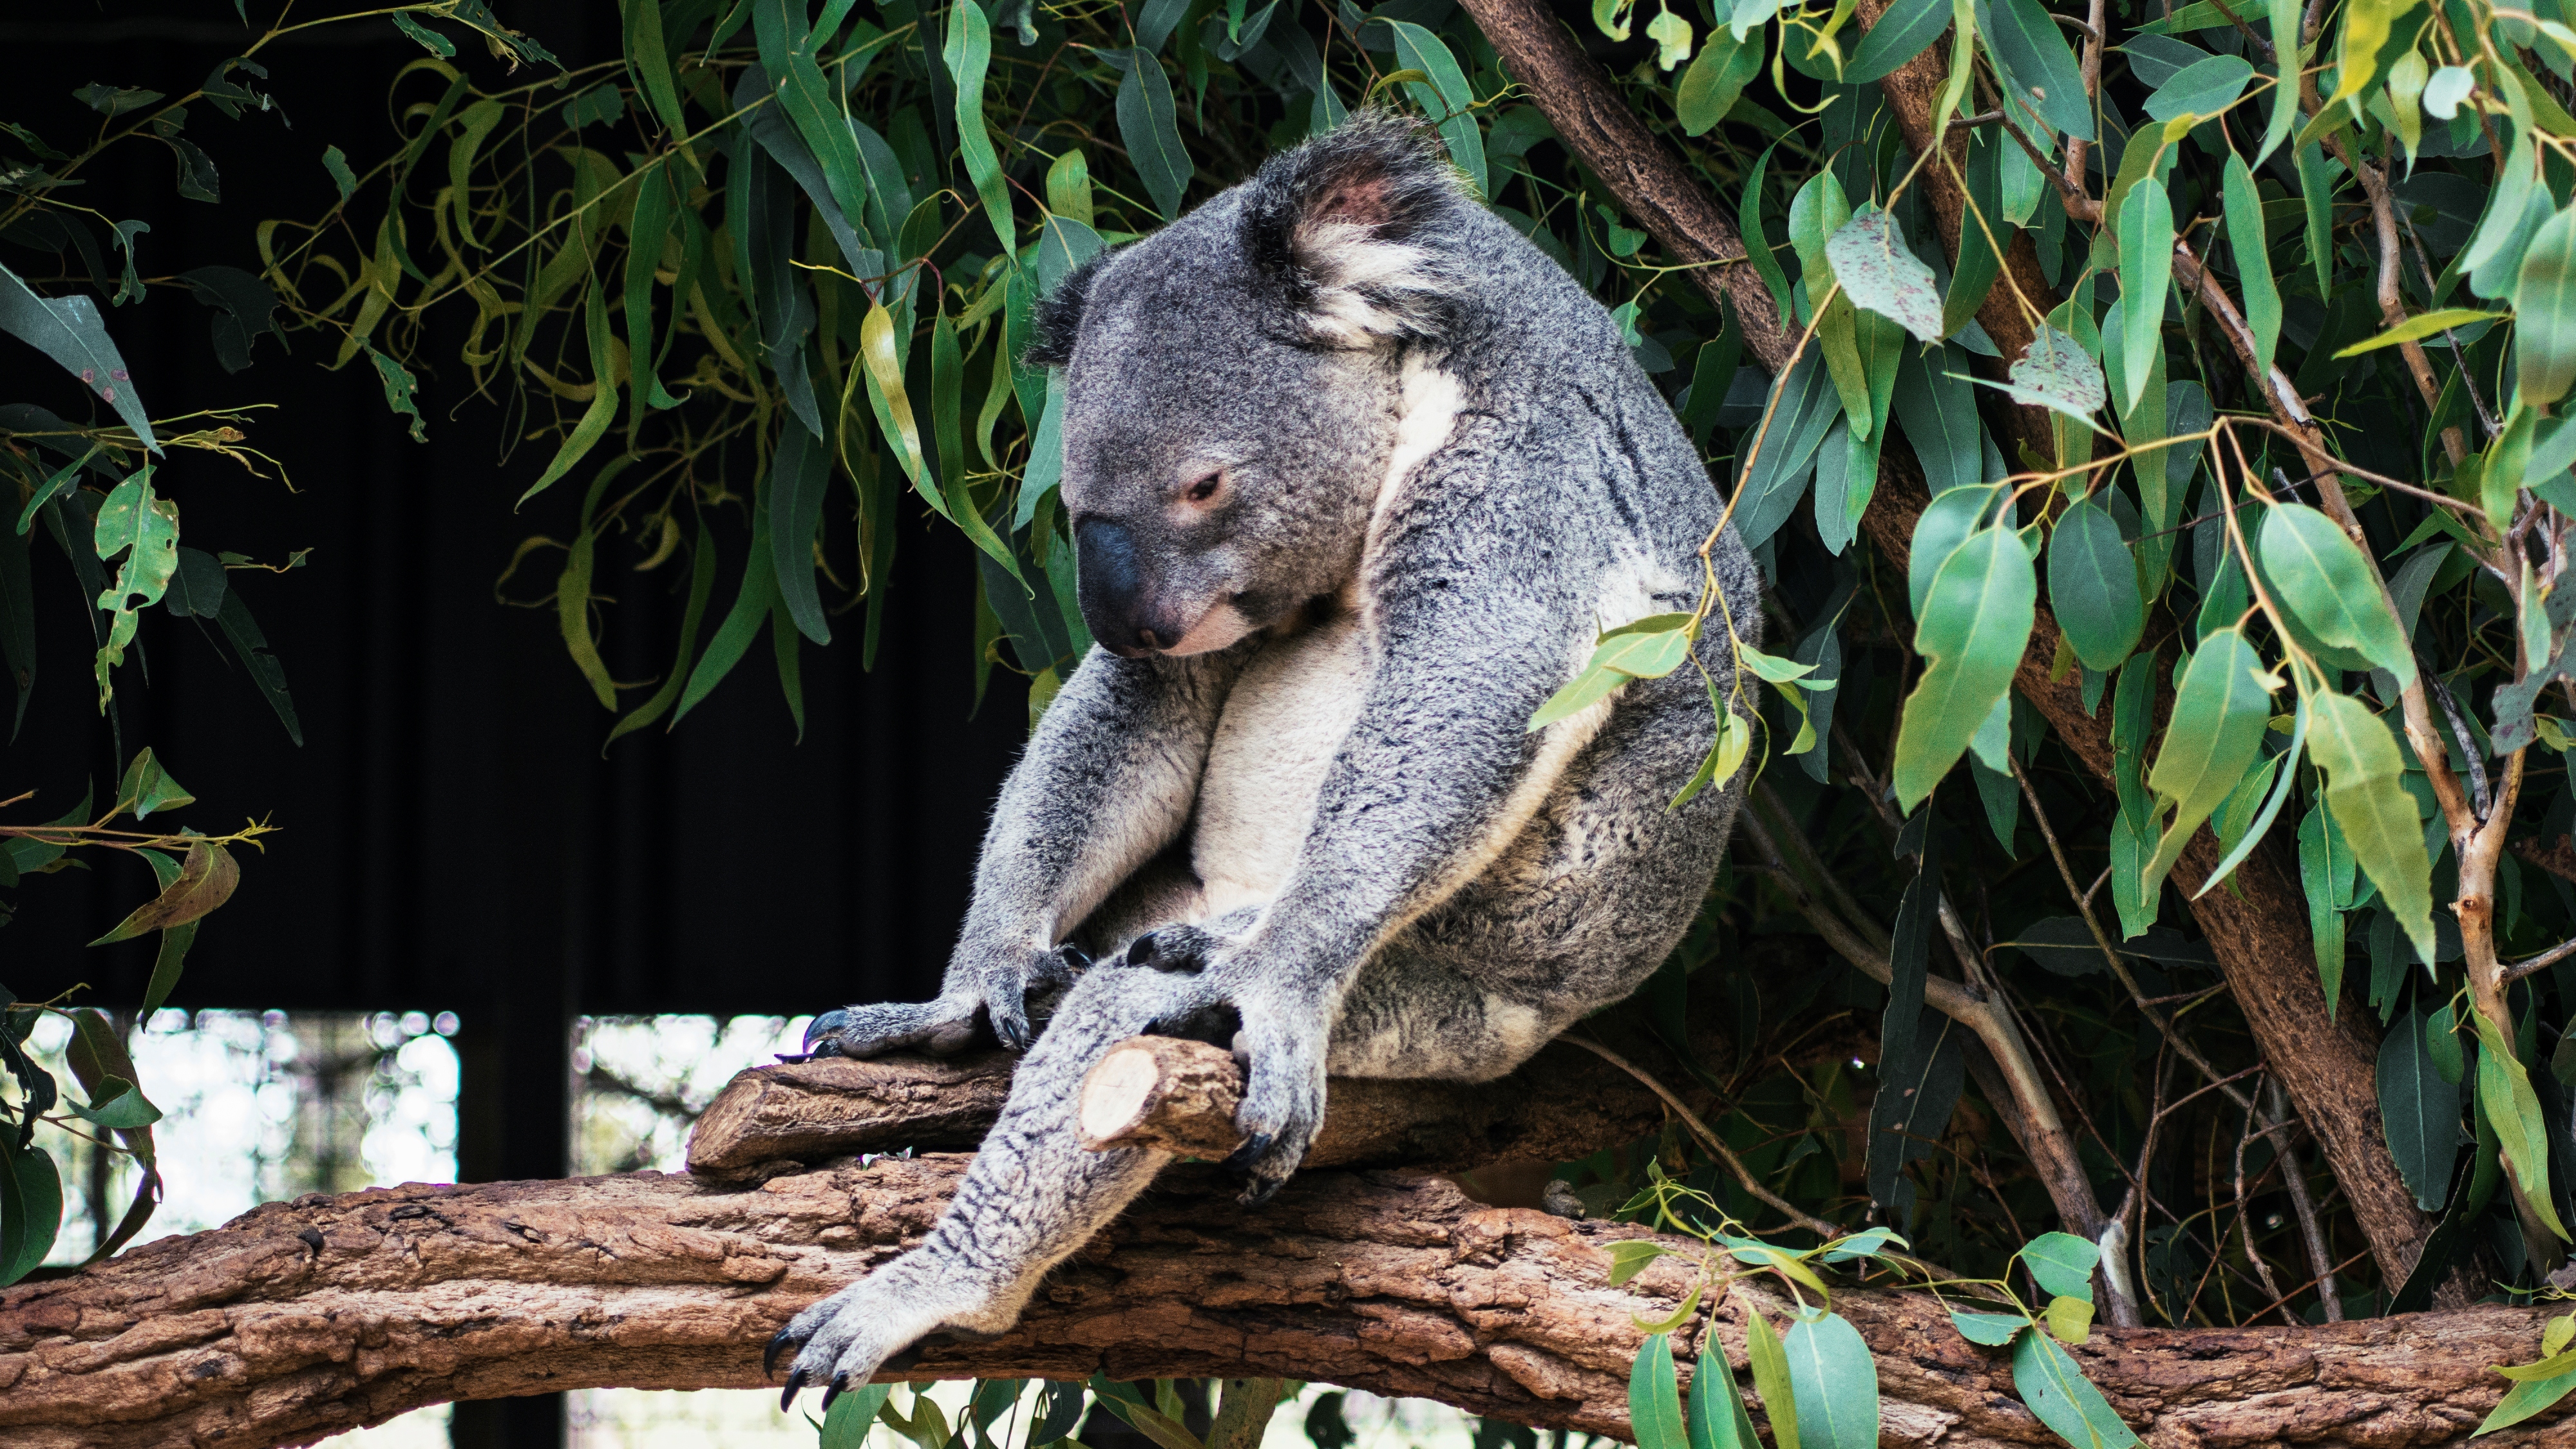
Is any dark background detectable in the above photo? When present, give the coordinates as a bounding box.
[6,8,1023,1439]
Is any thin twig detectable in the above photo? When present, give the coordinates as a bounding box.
[2501,937,2576,983]
[1562,1036,1842,1240]
[2268,1079,2343,1321]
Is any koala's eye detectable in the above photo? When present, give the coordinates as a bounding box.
[1182,470,1226,505]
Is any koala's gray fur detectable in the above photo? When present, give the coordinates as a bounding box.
[769,115,1765,1407]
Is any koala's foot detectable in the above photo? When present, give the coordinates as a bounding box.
[1116,929,1326,1208]
[797,947,1090,1059]
[767,1263,997,1411]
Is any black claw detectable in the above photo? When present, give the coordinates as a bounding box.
[1223,1131,1274,1173]
[820,1374,849,1412]
[779,1368,809,1412]
[764,1325,800,1379]
[802,1009,852,1055]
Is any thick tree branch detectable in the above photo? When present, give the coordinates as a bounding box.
[0,1159,2559,1448]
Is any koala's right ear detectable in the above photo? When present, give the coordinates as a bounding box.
[1021,252,1109,369]
[1240,111,1465,348]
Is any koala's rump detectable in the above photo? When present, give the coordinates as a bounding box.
[1189,609,1370,920]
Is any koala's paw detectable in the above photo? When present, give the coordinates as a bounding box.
[799,947,1090,1059]
[795,999,981,1061]
[766,1274,951,1412]
[1213,985,1329,1207]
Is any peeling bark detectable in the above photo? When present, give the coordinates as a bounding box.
[0,1162,2559,1448]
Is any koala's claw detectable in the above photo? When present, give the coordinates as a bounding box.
[1222,1130,1274,1173]
[820,1376,849,1413]
[763,1324,799,1378]
[777,1368,808,1412]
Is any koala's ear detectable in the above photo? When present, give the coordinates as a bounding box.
[1242,111,1464,347]
[1022,252,1110,368]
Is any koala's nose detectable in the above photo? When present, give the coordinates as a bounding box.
[1075,518,1167,656]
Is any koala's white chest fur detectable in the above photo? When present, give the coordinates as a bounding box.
[1191,610,1371,920]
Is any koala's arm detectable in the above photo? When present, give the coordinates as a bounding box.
[808,645,1241,1056]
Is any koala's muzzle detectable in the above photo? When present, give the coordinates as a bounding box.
[1076,518,1196,657]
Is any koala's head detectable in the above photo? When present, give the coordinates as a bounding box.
[1026,115,1466,658]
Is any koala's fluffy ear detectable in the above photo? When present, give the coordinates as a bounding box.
[1242,112,1464,348]
[1023,252,1110,368]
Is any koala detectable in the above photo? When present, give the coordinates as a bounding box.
[768,115,1763,1406]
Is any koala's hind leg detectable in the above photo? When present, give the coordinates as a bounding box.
[770,963,1209,1405]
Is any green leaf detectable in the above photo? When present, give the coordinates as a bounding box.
[945,0,1018,254]
[2328,0,2423,113]
[2143,55,2253,120]
[1894,345,1982,497]
[0,260,155,453]
[1827,209,1943,343]
[1382,21,1487,196]
[2048,497,2143,670]
[1844,0,1953,83]
[2471,1011,2572,1243]
[115,747,194,820]
[2219,156,2279,380]
[1645,8,1694,69]
[1045,149,1094,227]
[2020,1232,2099,1300]
[2001,325,2107,422]
[1609,1240,1678,1285]
[1743,1309,1801,1449]
[1943,135,2009,337]
[2258,504,2416,687]
[1781,1313,1877,1449]
[770,421,835,647]
[2515,202,2576,409]
[823,1385,897,1448]
[2477,1367,2576,1434]
[213,587,301,745]
[63,1074,161,1130]
[2308,690,2434,963]
[1678,24,1764,135]
[1951,1309,2027,1345]
[2256,0,2302,162]
[1109,50,1191,221]
[675,499,780,726]
[2116,179,2174,416]
[1739,147,1794,322]
[1689,1340,1759,1449]
[2380,1005,2463,1212]
[518,274,620,504]
[2043,1295,2095,1345]
[1893,526,2036,810]
[1631,1334,1689,1449]
[2009,1331,2142,1448]
[2331,307,2510,359]
[1979,0,2095,139]
[0,1138,62,1286]
[2143,627,2274,896]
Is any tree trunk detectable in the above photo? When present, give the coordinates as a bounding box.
[1450,0,2441,1293]
[0,1157,2557,1449]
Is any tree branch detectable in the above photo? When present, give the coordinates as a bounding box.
[0,1155,2560,1448]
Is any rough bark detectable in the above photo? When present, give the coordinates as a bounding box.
[1452,0,2439,1291]
[1,1162,2559,1449]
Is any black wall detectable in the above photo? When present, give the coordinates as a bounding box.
[5,3,1024,1022]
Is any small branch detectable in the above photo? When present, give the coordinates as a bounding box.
[2501,937,2576,983]
[1559,1036,1843,1240]
[2268,1079,2344,1322]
